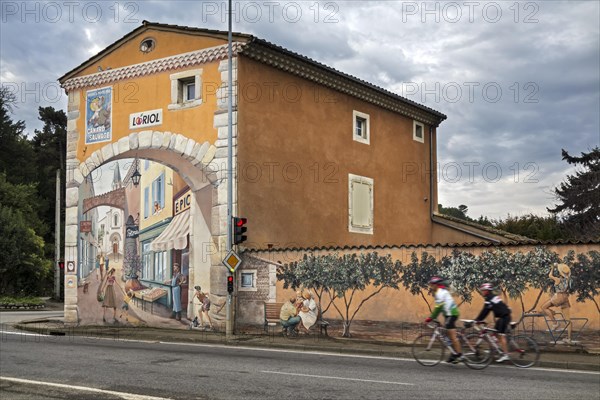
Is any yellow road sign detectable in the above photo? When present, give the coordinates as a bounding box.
[222,250,242,273]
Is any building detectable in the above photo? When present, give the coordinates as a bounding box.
[97,163,125,260]
[59,21,514,326]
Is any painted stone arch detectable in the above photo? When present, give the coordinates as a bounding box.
[64,130,234,325]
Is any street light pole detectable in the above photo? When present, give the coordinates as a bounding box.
[54,169,61,299]
[225,0,234,339]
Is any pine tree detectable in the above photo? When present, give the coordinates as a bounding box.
[0,87,37,184]
[548,147,600,239]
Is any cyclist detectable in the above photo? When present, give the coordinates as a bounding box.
[474,283,511,362]
[424,276,463,363]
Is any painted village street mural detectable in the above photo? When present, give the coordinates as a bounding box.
[77,159,214,329]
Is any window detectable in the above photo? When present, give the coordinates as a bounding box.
[152,173,165,214]
[353,110,370,145]
[154,251,167,282]
[141,242,167,282]
[183,80,195,102]
[348,174,374,234]
[239,270,257,291]
[142,242,153,280]
[413,120,425,143]
[144,187,150,219]
[113,214,119,227]
[144,159,150,171]
[168,69,202,110]
[139,37,156,53]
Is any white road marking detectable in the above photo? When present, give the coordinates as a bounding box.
[262,370,415,385]
[0,376,172,400]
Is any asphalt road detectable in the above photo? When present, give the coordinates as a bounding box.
[1,327,599,400]
[0,311,64,326]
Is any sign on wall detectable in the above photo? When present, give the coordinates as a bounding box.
[126,225,139,238]
[129,109,163,130]
[66,276,76,288]
[80,221,92,233]
[85,86,112,144]
[66,261,76,274]
[174,189,192,216]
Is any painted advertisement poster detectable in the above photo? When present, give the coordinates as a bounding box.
[85,86,112,144]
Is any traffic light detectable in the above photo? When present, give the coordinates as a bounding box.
[233,217,247,245]
[58,260,65,269]
[227,275,234,294]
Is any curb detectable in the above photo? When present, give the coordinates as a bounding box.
[12,321,599,372]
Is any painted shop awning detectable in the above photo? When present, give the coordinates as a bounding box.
[151,210,190,251]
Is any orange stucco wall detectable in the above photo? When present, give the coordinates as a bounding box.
[77,30,227,76]
[237,57,441,249]
[69,29,225,163]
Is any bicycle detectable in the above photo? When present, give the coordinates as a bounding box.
[412,320,491,370]
[461,319,540,368]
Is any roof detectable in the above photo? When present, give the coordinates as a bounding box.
[59,21,446,126]
[431,213,537,244]
[242,238,600,254]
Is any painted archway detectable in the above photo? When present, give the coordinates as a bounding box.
[64,131,234,326]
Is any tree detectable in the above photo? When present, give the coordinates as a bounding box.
[548,147,600,239]
[326,252,403,337]
[0,87,37,184]
[279,252,403,337]
[277,253,339,316]
[438,250,479,305]
[438,204,471,221]
[400,251,439,312]
[491,214,565,241]
[0,174,52,295]
[31,106,67,261]
[564,250,600,313]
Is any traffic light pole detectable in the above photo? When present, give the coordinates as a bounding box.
[226,0,234,339]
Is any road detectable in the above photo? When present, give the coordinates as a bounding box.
[0,311,64,326]
[1,325,599,400]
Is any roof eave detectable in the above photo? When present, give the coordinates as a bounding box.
[59,20,253,85]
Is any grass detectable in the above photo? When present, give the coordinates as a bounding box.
[0,296,45,306]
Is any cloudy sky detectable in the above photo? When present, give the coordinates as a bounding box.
[1,1,598,220]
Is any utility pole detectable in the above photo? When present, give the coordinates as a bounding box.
[225,0,234,339]
[54,169,61,299]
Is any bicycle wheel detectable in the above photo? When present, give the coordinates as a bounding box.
[461,334,493,370]
[412,334,445,366]
[508,335,540,368]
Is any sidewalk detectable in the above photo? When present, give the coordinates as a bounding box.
[12,315,600,372]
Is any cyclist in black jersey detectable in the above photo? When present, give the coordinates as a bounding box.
[474,283,512,362]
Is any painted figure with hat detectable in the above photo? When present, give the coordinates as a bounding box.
[541,263,572,342]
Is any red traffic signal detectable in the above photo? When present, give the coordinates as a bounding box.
[227,275,234,293]
[58,260,65,269]
[232,217,247,245]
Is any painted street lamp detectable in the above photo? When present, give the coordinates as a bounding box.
[131,166,141,187]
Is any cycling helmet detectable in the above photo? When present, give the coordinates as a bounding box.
[479,283,494,291]
[429,276,445,285]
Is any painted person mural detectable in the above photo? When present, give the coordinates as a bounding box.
[166,263,186,321]
[542,263,573,342]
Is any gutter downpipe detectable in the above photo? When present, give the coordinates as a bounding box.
[428,126,502,244]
